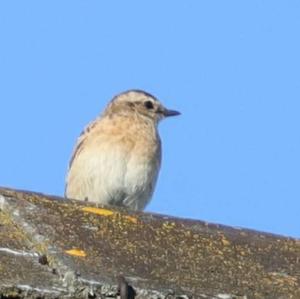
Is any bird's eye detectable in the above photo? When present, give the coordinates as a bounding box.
[144,101,154,109]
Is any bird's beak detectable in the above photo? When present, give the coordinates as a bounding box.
[163,108,181,117]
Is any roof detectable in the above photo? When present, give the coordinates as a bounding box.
[0,187,299,298]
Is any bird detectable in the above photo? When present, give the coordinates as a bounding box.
[65,89,180,211]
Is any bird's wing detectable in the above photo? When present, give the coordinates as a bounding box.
[65,120,135,204]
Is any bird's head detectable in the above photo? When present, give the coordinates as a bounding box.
[104,90,180,124]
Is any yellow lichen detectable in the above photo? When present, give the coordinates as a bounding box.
[65,249,87,257]
[82,207,114,216]
[81,206,138,224]
[123,215,138,224]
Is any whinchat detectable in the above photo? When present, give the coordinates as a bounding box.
[65,90,180,211]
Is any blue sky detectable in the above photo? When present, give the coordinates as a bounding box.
[0,1,299,238]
